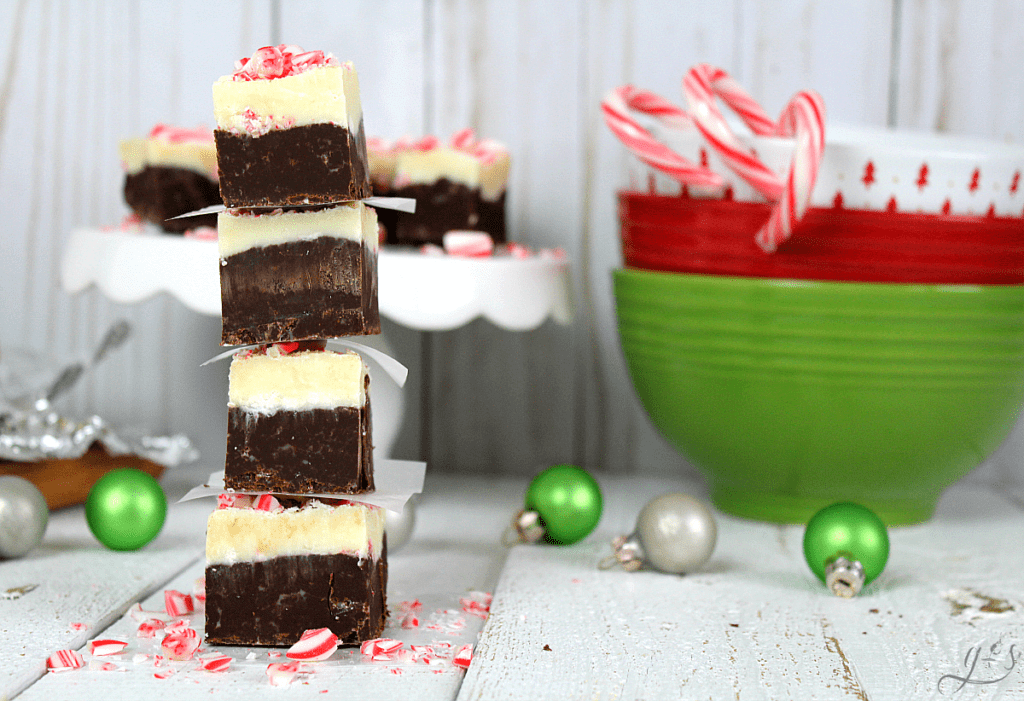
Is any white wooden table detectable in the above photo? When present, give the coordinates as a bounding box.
[3,474,1024,700]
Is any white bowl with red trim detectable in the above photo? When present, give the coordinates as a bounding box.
[638,123,1024,218]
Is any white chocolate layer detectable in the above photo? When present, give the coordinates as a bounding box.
[228,349,367,413]
[119,136,218,178]
[368,148,399,187]
[212,63,362,134]
[206,500,384,566]
[396,147,510,201]
[218,201,378,259]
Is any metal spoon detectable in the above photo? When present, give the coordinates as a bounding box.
[37,320,133,408]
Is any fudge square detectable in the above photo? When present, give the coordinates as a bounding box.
[225,343,374,495]
[205,497,387,647]
[387,133,510,246]
[218,201,380,345]
[212,45,371,207]
[118,124,221,233]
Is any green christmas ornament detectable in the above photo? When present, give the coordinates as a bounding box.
[803,502,889,598]
[86,468,167,551]
[515,464,603,545]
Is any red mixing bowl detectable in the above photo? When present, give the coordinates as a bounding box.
[620,191,1024,284]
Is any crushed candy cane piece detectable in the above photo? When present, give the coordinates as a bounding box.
[154,669,176,680]
[443,230,494,257]
[47,649,84,671]
[152,654,165,667]
[460,594,491,619]
[89,639,127,656]
[164,589,194,617]
[266,661,301,687]
[267,651,281,659]
[69,622,87,632]
[400,612,420,629]
[539,247,567,261]
[184,226,218,241]
[254,493,283,512]
[419,243,445,256]
[390,668,404,675]
[89,661,120,672]
[132,654,149,664]
[286,628,338,661]
[137,619,165,638]
[245,652,257,660]
[199,653,232,672]
[161,628,200,661]
[399,599,423,612]
[193,577,206,605]
[128,603,172,622]
[453,644,473,669]
[164,619,190,633]
[360,638,403,657]
[502,242,532,259]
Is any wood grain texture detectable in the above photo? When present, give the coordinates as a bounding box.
[0,500,202,701]
[422,0,583,474]
[458,478,1024,700]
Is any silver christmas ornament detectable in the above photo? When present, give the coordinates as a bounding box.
[0,476,49,559]
[602,492,717,574]
[385,498,416,553]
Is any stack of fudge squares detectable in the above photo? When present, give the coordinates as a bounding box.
[203,45,387,648]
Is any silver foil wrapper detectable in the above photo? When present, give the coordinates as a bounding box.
[0,408,198,467]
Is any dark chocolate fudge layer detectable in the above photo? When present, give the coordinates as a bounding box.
[123,166,221,233]
[220,235,379,345]
[224,395,374,495]
[385,179,507,246]
[205,545,387,647]
[215,121,372,207]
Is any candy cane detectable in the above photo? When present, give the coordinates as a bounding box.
[682,64,826,252]
[682,64,784,200]
[601,85,724,190]
[755,90,826,251]
[286,628,338,661]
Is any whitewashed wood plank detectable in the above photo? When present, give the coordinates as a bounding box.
[895,0,1024,141]
[423,0,583,473]
[735,0,894,126]
[458,479,1024,700]
[11,474,517,701]
[582,1,740,478]
[0,500,204,701]
[279,0,428,137]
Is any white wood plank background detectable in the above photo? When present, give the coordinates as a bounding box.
[0,500,203,701]
[1,0,1023,492]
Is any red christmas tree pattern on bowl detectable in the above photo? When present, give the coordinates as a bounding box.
[641,123,1024,219]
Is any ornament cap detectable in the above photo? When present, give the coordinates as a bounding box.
[599,533,646,571]
[825,555,865,598]
[507,509,545,545]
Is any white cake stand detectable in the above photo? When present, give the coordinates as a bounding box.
[60,227,574,458]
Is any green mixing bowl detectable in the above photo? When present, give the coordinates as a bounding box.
[613,268,1024,525]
